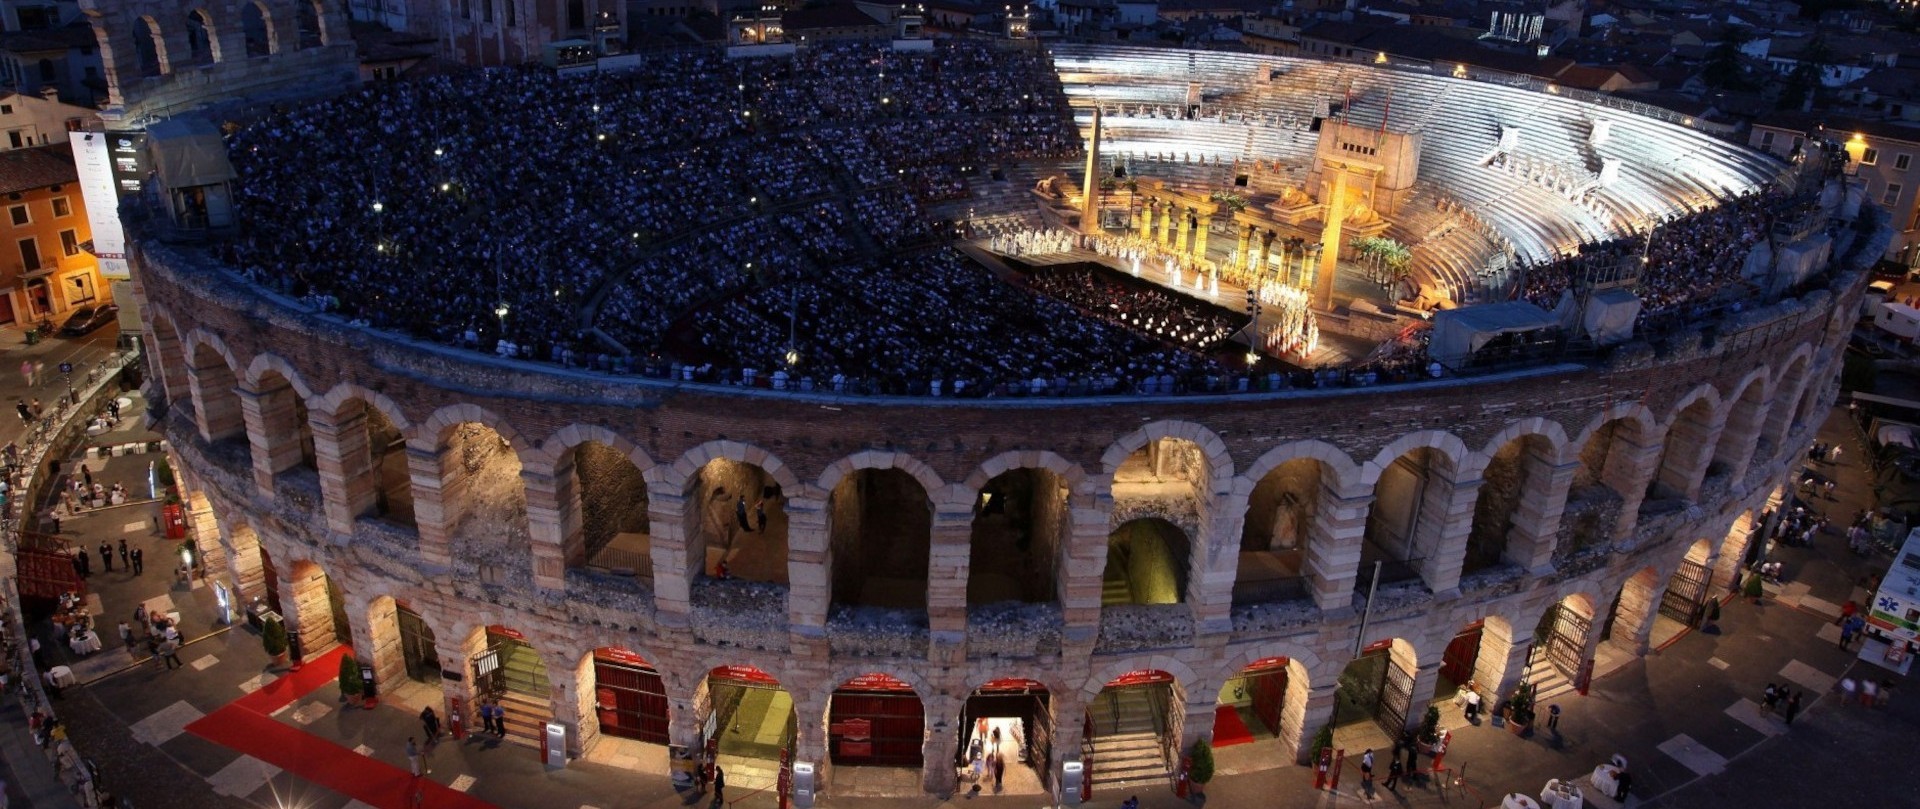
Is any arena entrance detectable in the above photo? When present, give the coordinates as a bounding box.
[396,602,440,684]
[958,679,1051,796]
[593,648,669,745]
[701,665,796,795]
[1334,640,1416,743]
[1654,540,1714,647]
[473,625,550,744]
[1084,670,1178,789]
[828,672,925,795]
[1534,597,1593,681]
[285,561,350,657]
[1215,657,1288,747]
[1102,519,1190,605]
[1438,621,1484,700]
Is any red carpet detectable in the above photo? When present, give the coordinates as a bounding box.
[1212,705,1254,747]
[186,646,499,809]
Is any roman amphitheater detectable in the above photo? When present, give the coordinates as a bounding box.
[120,33,1867,801]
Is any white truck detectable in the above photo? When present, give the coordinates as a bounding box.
[1866,528,1920,665]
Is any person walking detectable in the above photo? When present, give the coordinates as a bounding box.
[1763,683,1780,713]
[735,496,753,532]
[158,637,182,670]
[1785,690,1803,725]
[117,621,132,649]
[130,547,143,575]
[16,402,31,425]
[1547,703,1561,732]
[992,751,1005,792]
[405,737,423,777]
[80,463,91,489]
[1861,678,1879,707]
[1360,748,1375,799]
[1384,756,1403,793]
[21,360,34,388]
[98,541,112,573]
[1876,679,1895,709]
[712,764,726,804]
[420,706,440,741]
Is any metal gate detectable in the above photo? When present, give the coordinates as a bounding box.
[1543,604,1592,679]
[397,606,440,683]
[1659,559,1712,624]
[1375,658,1414,738]
[472,647,502,696]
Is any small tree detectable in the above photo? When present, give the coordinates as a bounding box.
[338,654,364,697]
[262,616,288,659]
[1188,737,1216,787]
[1308,724,1335,763]
[1418,705,1442,744]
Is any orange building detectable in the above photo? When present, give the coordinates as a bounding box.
[0,143,102,327]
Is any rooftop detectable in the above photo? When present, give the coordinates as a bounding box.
[0,144,74,196]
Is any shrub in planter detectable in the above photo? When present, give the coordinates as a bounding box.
[1189,738,1215,794]
[262,616,289,664]
[1418,705,1442,744]
[1308,724,1335,763]
[1506,682,1536,736]
[338,654,364,700]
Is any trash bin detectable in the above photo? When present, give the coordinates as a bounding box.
[24,330,39,345]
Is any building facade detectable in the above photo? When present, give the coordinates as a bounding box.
[0,144,103,326]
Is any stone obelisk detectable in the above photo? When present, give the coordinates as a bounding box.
[1080,106,1103,234]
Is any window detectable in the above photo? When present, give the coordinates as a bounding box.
[0,104,11,115]
[1885,183,1903,206]
[7,205,26,226]
[50,197,69,218]
[6,131,19,149]
[1864,147,1880,165]
[58,229,77,257]
[1899,154,1912,171]
[17,237,39,271]
[1760,131,1775,150]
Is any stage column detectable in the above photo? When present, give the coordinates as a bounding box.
[1255,231,1275,282]
[1235,224,1253,270]
[1139,200,1156,239]
[1173,208,1190,253]
[1191,213,1210,262]
[1159,203,1175,247]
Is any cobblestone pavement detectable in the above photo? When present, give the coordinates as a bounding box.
[7,345,1916,809]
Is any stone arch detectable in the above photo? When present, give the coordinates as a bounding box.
[1099,420,1235,494]
[182,330,244,443]
[1235,441,1359,606]
[967,454,1075,607]
[1360,431,1472,591]
[1652,385,1725,502]
[362,593,445,693]
[963,669,1073,698]
[134,16,168,76]
[310,388,414,529]
[1532,591,1598,680]
[184,8,217,65]
[240,0,274,56]
[1716,368,1773,482]
[535,427,654,577]
[413,403,529,455]
[825,663,935,703]
[1714,509,1759,594]
[1602,566,1660,655]
[530,424,654,473]
[1567,404,1661,547]
[575,644,672,748]
[1650,538,1717,647]
[242,360,317,488]
[661,440,801,493]
[310,382,413,432]
[1079,656,1202,702]
[1765,347,1814,448]
[1331,637,1420,734]
[297,0,323,48]
[1466,422,1566,576]
[242,353,314,401]
[1104,517,1192,604]
[670,442,796,590]
[425,417,529,583]
[1214,645,1316,761]
[825,453,937,611]
[284,558,352,654]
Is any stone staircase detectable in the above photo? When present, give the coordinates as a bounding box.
[1086,689,1170,789]
[495,644,553,748]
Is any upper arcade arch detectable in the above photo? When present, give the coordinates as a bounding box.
[1765,348,1814,448]
[1567,405,1661,548]
[1716,369,1773,483]
[182,330,244,444]
[240,0,273,57]
[184,8,217,65]
[824,454,937,613]
[968,464,1070,607]
[1099,420,1235,496]
[527,425,656,582]
[310,390,414,531]
[429,419,529,581]
[1360,432,1473,592]
[1651,386,1725,504]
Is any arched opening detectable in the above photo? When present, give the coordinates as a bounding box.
[685,457,787,584]
[474,625,550,742]
[395,600,439,683]
[249,369,316,489]
[1466,436,1550,575]
[185,10,214,65]
[364,596,440,690]
[1564,417,1653,552]
[240,2,272,56]
[1766,355,1811,448]
[336,400,412,528]
[1531,594,1594,684]
[185,342,243,444]
[968,468,1067,607]
[1652,540,1714,647]
[1112,437,1213,505]
[1237,459,1323,604]
[1652,398,1719,504]
[438,422,527,584]
[134,18,165,76]
[828,673,924,773]
[297,1,323,48]
[1716,378,1768,477]
[959,679,1051,795]
[1103,518,1190,605]
[828,468,931,610]
[1086,670,1181,787]
[1362,448,1452,587]
[1214,657,1298,748]
[1334,639,1418,740]
[286,560,350,656]
[699,665,796,794]
[589,647,669,745]
[570,441,649,579]
[1437,621,1483,704]
[1713,511,1757,594]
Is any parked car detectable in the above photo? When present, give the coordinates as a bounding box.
[58,303,119,336]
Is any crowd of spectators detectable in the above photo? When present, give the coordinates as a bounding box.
[1026,266,1242,353]
[1516,188,1806,320]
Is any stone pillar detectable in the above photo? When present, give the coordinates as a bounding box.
[1412,473,1480,597]
[1172,209,1189,253]
[1401,660,1443,734]
[1712,516,1758,594]
[1140,201,1156,239]
[1306,486,1371,612]
[221,522,267,604]
[445,623,487,736]
[523,464,576,592]
[549,653,588,757]
[239,379,303,495]
[409,445,457,569]
[184,489,225,579]
[1715,398,1768,485]
[1657,412,1727,501]
[1191,507,1239,635]
[1049,690,1088,772]
[1610,576,1658,656]
[1191,214,1210,262]
[1605,434,1663,541]
[1508,459,1577,574]
[927,509,972,641]
[648,488,696,628]
[1059,494,1114,640]
[921,696,961,794]
[1159,204,1175,247]
[787,496,831,633]
[1292,682,1339,764]
[185,351,244,442]
[363,596,407,694]
[1256,232,1275,281]
[1472,627,1530,706]
[1179,682,1220,751]
[1235,224,1253,270]
[310,405,373,535]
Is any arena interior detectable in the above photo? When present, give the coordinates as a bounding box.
[115,31,1878,800]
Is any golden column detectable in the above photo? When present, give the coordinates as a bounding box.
[1139,200,1156,239]
[1190,214,1210,262]
[1079,106,1103,234]
[1235,224,1253,270]
[1314,170,1350,310]
[1173,208,1190,254]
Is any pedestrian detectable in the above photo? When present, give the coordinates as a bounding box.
[80,463,91,489]
[72,548,88,579]
[117,539,127,569]
[1824,480,1837,500]
[713,764,726,803]
[492,700,507,737]
[1861,678,1879,707]
[420,706,440,740]
[405,737,423,777]
[28,636,42,669]
[1877,679,1894,708]
[1842,614,1866,650]
[98,541,112,572]
[1547,703,1561,732]
[735,496,752,532]
[1838,599,1858,626]
[754,500,767,531]
[1763,683,1780,712]
[1785,690,1802,724]
[159,637,182,670]
[130,547,143,575]
[1839,677,1857,705]
[1831,444,1844,464]
[1360,748,1375,799]
[21,360,33,387]
[15,402,29,425]
[992,751,1005,791]
[1384,756,1403,792]
[117,621,132,648]
[30,399,42,418]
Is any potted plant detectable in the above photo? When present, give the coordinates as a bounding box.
[1187,738,1215,803]
[1506,683,1535,737]
[262,616,289,667]
[1744,573,1765,604]
[1308,723,1334,763]
[338,654,364,703]
[1417,705,1442,745]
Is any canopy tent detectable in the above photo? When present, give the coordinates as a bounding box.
[145,117,235,189]
[1429,302,1559,366]
[1582,287,1642,345]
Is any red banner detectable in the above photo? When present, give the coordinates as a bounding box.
[839,672,914,692]
[838,740,872,757]
[595,647,652,669]
[1243,656,1290,673]
[977,678,1048,693]
[486,625,526,641]
[709,665,780,686]
[1106,669,1174,688]
[829,718,872,739]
